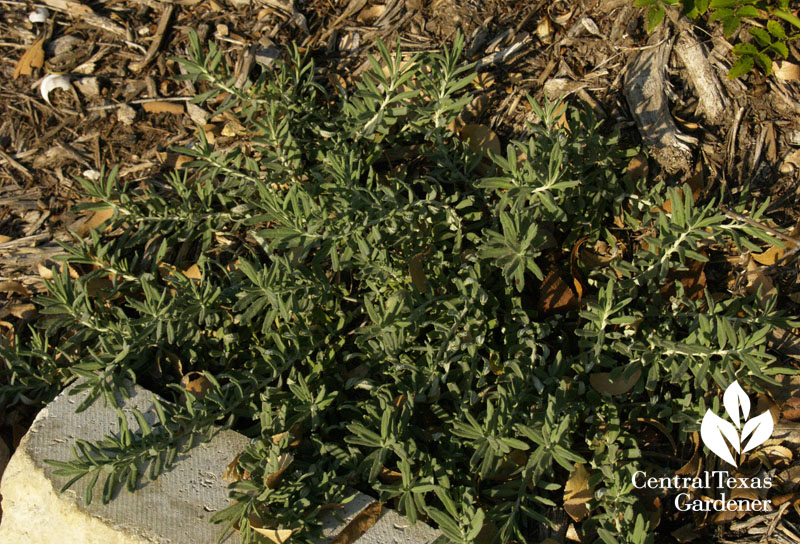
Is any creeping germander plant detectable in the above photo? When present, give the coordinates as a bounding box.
[1,33,796,543]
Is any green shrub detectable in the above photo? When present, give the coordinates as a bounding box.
[635,0,800,78]
[1,33,796,543]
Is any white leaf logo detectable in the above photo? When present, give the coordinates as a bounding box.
[700,410,739,467]
[700,381,774,467]
[741,412,773,453]
[723,380,749,429]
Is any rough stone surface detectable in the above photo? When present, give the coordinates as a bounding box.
[0,382,444,543]
[355,509,443,544]
[315,491,376,542]
[0,382,249,543]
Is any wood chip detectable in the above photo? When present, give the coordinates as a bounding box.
[130,4,174,72]
[624,33,696,173]
[673,31,728,125]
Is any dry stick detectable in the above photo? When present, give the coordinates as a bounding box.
[86,96,194,112]
[0,148,33,180]
[719,205,800,245]
[762,502,791,544]
[130,3,174,72]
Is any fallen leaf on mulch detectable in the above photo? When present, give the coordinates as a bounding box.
[752,221,800,265]
[652,166,704,214]
[0,281,29,297]
[264,453,293,489]
[13,37,45,79]
[182,263,201,280]
[781,397,800,421]
[42,0,93,16]
[775,61,800,80]
[223,454,248,482]
[570,237,589,299]
[659,256,706,300]
[357,4,386,23]
[155,151,193,168]
[37,261,79,280]
[675,432,702,477]
[75,206,114,237]
[536,16,554,43]
[142,101,185,114]
[564,462,594,522]
[378,467,402,483]
[756,394,781,425]
[590,367,641,396]
[7,303,36,320]
[745,256,776,297]
[757,444,793,467]
[711,484,760,523]
[460,124,501,157]
[537,269,579,315]
[86,276,120,301]
[181,371,210,399]
[409,253,427,292]
[626,154,649,183]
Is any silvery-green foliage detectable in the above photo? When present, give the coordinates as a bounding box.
[1,32,796,544]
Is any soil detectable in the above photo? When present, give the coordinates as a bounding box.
[2,0,800,541]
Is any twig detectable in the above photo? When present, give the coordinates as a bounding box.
[0,148,32,180]
[234,44,257,90]
[130,4,174,72]
[719,205,800,246]
[87,96,195,112]
[474,33,531,71]
[761,502,791,543]
[0,233,51,250]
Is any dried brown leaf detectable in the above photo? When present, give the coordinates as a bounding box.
[782,397,800,421]
[182,263,201,280]
[330,501,382,544]
[357,4,386,23]
[459,124,501,158]
[142,101,185,115]
[264,453,293,489]
[564,462,593,522]
[752,221,800,265]
[676,432,702,477]
[181,371,210,399]
[0,281,29,297]
[537,269,579,315]
[76,206,114,237]
[409,254,427,292]
[756,394,781,425]
[590,367,641,396]
[252,527,295,544]
[626,154,649,183]
[13,37,45,79]
[775,61,800,80]
[745,257,776,297]
[8,303,36,319]
[660,256,706,300]
[760,444,793,464]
